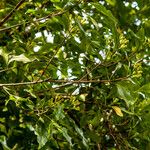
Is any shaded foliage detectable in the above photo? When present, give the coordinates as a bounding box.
[0,0,150,149]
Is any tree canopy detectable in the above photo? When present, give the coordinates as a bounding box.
[0,0,150,149]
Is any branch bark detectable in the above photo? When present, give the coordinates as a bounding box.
[0,76,129,87]
[0,0,26,27]
[0,6,69,32]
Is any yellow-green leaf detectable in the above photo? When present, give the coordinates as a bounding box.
[112,106,123,117]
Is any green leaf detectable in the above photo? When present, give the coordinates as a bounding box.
[0,135,10,150]
[92,2,117,23]
[0,48,9,65]
[61,127,72,146]
[51,0,60,2]
[8,54,33,64]
[89,17,99,30]
[26,9,37,14]
[75,17,86,34]
[61,13,69,30]
[121,108,136,115]
[52,121,73,146]
[105,0,116,6]
[137,27,145,41]
[54,105,65,120]
[24,88,37,98]
[91,2,119,49]
[138,83,150,94]
[74,125,89,148]
[34,123,49,149]
[116,83,134,106]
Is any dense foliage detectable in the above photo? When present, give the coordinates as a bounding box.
[0,0,150,149]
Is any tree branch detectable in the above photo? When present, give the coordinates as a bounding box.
[0,67,15,73]
[36,26,76,82]
[0,0,26,27]
[0,9,67,32]
[0,76,129,87]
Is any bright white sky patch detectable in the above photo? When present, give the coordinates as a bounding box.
[82,12,87,20]
[61,46,65,51]
[34,46,40,52]
[123,31,127,34]
[124,1,129,7]
[62,31,67,37]
[67,68,72,76]
[104,34,109,38]
[94,58,101,63]
[35,31,54,43]
[72,87,79,95]
[44,30,54,43]
[89,10,94,16]
[67,68,76,79]
[91,24,94,29]
[131,1,138,8]
[73,10,79,14]
[57,69,61,79]
[79,58,83,65]
[35,32,42,38]
[135,19,141,26]
[86,32,91,37]
[74,37,81,43]
[81,12,89,24]
[99,50,106,59]
[43,30,48,36]
[79,53,86,65]
[98,23,103,28]
[99,1,105,5]
[25,26,31,32]
[40,19,46,23]
[131,1,139,10]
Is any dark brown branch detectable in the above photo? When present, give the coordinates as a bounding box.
[0,76,129,87]
[0,0,26,27]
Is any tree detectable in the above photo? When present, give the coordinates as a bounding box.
[0,0,150,149]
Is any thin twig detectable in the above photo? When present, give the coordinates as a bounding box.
[0,76,129,87]
[36,37,66,82]
[0,23,22,32]
[78,63,101,81]
[0,0,26,26]
[0,67,15,73]
[0,10,67,32]
[36,25,76,81]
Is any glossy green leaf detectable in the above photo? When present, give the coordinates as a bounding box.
[0,135,10,150]
[105,0,116,6]
[52,121,73,146]
[8,54,33,64]
[54,105,65,120]
[75,17,86,34]
[74,124,89,148]
[92,2,117,23]
[138,83,150,93]
[34,123,49,149]
[0,48,8,65]
[116,83,134,106]
[51,0,60,2]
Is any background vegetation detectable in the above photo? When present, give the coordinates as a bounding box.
[0,0,150,149]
